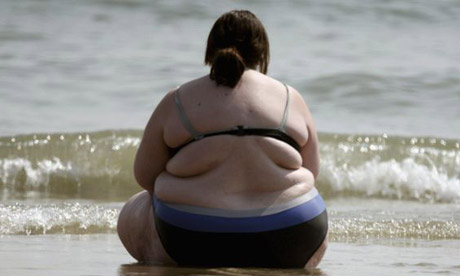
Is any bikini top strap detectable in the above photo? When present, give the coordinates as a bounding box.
[174,88,203,139]
[279,83,290,132]
[174,84,290,139]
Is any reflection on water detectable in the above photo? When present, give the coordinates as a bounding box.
[118,264,328,276]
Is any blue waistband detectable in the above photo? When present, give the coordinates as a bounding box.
[153,191,326,233]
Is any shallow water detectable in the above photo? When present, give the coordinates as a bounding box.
[1,234,459,276]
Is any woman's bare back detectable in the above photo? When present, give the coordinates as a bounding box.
[154,70,316,209]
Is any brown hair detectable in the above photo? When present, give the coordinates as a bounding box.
[205,10,270,88]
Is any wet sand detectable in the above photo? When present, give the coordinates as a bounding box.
[1,234,458,276]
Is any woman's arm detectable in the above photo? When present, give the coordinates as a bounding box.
[133,92,173,195]
[292,87,320,179]
[301,111,320,179]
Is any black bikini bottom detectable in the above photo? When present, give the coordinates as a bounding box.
[153,190,328,268]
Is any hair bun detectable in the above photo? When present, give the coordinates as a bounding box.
[210,47,245,88]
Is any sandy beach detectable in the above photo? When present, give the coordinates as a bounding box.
[2,234,459,276]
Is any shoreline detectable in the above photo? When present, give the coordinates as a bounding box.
[1,234,458,276]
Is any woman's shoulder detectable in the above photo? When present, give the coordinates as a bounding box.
[156,75,209,109]
[177,75,214,93]
[247,71,305,101]
[254,73,312,119]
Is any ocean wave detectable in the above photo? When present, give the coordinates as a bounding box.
[0,130,459,202]
[0,202,118,235]
[306,72,460,120]
[1,201,458,239]
[317,134,460,202]
[323,157,460,202]
[303,72,460,139]
[0,130,140,200]
[0,157,73,187]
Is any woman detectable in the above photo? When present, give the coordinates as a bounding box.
[117,10,328,268]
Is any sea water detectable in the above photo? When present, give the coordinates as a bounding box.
[1,0,459,275]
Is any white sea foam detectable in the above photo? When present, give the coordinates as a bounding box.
[0,203,119,235]
[1,200,458,239]
[111,137,140,151]
[1,131,459,202]
[330,217,460,240]
[321,157,460,202]
[0,158,74,187]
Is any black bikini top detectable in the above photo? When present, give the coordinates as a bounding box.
[172,83,301,153]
